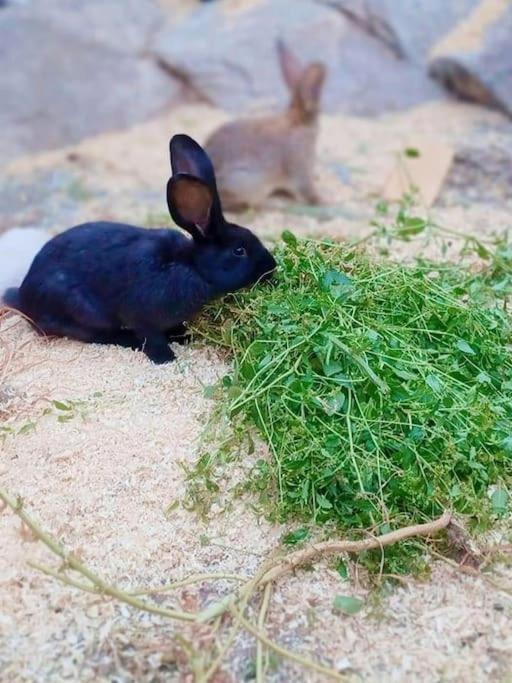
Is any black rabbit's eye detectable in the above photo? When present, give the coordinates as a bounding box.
[233,246,247,257]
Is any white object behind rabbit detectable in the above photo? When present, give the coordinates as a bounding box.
[0,228,51,302]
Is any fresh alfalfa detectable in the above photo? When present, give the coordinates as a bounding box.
[194,233,512,532]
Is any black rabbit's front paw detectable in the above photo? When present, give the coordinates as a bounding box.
[147,346,176,364]
[136,330,176,364]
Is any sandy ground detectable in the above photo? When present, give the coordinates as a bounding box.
[1,100,512,681]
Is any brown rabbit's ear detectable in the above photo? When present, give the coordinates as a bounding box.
[167,174,215,241]
[297,63,326,116]
[276,38,303,92]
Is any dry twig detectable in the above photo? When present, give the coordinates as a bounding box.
[258,511,452,586]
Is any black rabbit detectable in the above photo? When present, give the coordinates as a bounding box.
[2,134,276,364]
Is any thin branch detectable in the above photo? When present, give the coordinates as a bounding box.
[231,605,346,681]
[0,488,195,623]
[256,582,272,683]
[29,561,100,595]
[198,562,272,683]
[196,511,452,622]
[130,573,246,596]
[259,511,452,586]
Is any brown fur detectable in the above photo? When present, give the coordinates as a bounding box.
[205,41,326,211]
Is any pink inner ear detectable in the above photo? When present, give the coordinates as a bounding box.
[173,178,213,234]
[299,64,326,110]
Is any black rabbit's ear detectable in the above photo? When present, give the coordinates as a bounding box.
[277,39,303,92]
[167,174,215,241]
[170,134,217,189]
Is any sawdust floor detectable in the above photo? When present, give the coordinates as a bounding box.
[1,100,512,681]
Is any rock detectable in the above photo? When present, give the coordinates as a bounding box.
[0,0,186,164]
[319,26,442,115]
[322,0,480,64]
[154,0,347,114]
[21,0,165,54]
[441,145,512,205]
[153,0,445,116]
[429,0,512,118]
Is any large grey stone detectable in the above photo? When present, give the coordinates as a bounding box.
[322,0,480,64]
[153,0,444,116]
[316,27,442,115]
[154,0,347,113]
[24,0,164,55]
[0,0,185,164]
[429,1,512,118]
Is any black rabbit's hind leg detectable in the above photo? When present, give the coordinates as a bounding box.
[38,317,141,351]
[135,329,175,364]
[38,317,104,343]
[47,292,143,351]
[91,329,142,350]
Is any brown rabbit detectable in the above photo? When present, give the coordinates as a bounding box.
[205,40,326,211]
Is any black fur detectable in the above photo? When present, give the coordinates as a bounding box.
[4,135,276,364]
[3,287,20,309]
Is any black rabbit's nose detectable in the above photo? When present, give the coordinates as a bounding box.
[259,253,277,283]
